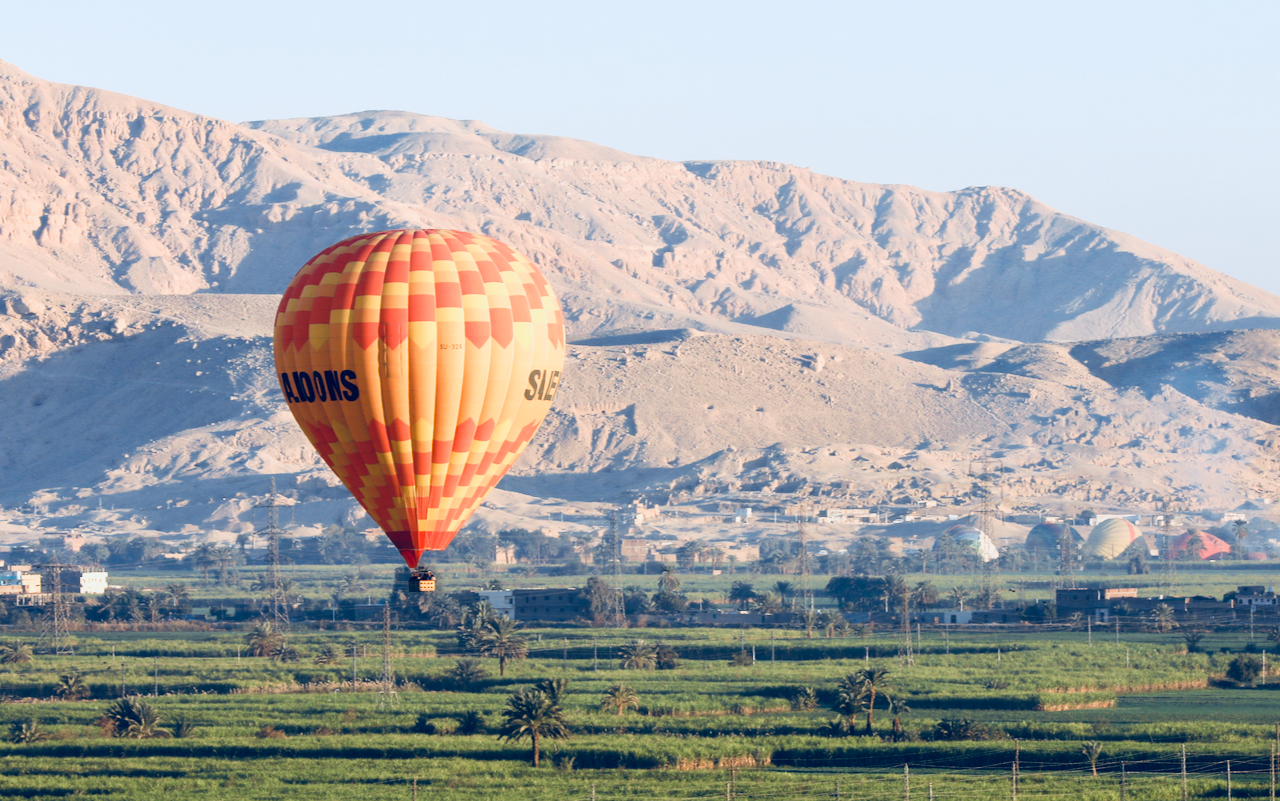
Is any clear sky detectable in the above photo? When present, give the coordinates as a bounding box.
[3,0,1276,292]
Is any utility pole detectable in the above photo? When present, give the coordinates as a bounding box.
[1182,743,1188,801]
[377,604,398,708]
[255,478,292,628]
[903,764,910,801]
[1012,739,1019,801]
[1120,762,1126,801]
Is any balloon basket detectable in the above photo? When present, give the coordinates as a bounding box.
[407,568,436,593]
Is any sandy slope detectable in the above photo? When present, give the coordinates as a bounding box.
[0,60,1278,348]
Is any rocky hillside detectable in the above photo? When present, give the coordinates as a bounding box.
[1,60,1278,347]
[1,61,1279,545]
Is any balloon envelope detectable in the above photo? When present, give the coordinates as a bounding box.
[273,229,565,567]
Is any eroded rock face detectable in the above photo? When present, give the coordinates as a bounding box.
[1,61,1278,540]
[0,60,1278,349]
[0,290,1276,540]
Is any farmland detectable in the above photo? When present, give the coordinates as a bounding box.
[2,618,1280,800]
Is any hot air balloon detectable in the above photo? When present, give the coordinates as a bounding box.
[273,229,566,591]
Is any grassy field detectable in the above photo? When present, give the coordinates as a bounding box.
[2,621,1280,800]
[113,560,1280,610]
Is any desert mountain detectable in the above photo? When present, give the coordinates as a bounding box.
[1,60,1278,346]
[0,61,1279,547]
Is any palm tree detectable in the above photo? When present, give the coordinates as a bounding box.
[105,697,170,739]
[55,672,90,700]
[658,567,681,594]
[728,581,756,611]
[0,642,34,664]
[1183,629,1207,653]
[832,679,868,727]
[889,696,911,742]
[618,639,658,670]
[1149,603,1178,633]
[1082,741,1103,776]
[161,583,190,610]
[534,678,570,705]
[798,608,820,639]
[190,543,217,584]
[948,587,970,611]
[447,658,488,689]
[849,667,892,735]
[498,688,570,767]
[314,643,339,665]
[773,581,796,599]
[601,683,640,715]
[754,592,783,616]
[910,581,939,608]
[475,616,528,676]
[245,621,285,657]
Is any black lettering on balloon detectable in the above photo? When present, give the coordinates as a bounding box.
[544,370,560,402]
[324,370,342,401]
[294,371,316,402]
[340,370,360,401]
[524,370,541,401]
[536,369,549,400]
[312,371,327,402]
[280,373,299,403]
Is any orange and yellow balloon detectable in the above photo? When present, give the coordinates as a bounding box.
[273,229,566,568]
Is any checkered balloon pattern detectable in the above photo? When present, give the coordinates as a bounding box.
[273,229,566,567]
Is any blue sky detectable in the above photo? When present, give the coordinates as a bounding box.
[3,0,1276,293]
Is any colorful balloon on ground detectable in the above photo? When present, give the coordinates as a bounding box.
[273,229,565,568]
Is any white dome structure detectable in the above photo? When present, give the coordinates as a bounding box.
[935,524,999,562]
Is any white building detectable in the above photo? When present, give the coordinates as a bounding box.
[475,590,515,619]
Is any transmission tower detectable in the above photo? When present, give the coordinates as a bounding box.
[604,509,627,628]
[790,501,815,611]
[376,604,399,708]
[254,478,291,627]
[36,562,75,655]
[1058,526,1080,589]
[1160,498,1177,595]
[971,457,998,538]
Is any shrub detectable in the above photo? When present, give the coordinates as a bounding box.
[457,710,487,735]
[105,698,170,739]
[1227,654,1263,685]
[0,642,34,664]
[730,650,754,667]
[790,687,818,711]
[930,719,1003,741]
[171,718,197,739]
[10,719,47,743]
[447,658,487,690]
[257,725,288,739]
[414,714,459,735]
[55,672,90,700]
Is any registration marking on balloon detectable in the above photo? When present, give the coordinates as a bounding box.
[273,229,565,568]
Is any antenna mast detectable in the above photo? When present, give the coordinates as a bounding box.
[255,478,291,627]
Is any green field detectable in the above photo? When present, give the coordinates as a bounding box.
[2,621,1280,800]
